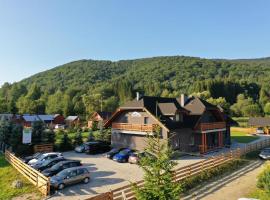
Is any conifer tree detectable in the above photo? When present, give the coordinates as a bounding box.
[133,126,182,200]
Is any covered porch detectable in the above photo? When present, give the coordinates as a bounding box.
[199,131,225,154]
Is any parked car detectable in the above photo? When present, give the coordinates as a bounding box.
[113,148,134,163]
[33,157,66,171]
[106,148,124,159]
[50,166,90,190]
[256,127,264,134]
[74,142,91,153]
[128,151,155,164]
[259,147,270,160]
[42,160,82,177]
[84,141,111,154]
[22,152,43,164]
[28,152,63,166]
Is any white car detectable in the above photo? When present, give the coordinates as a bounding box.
[28,152,63,166]
[259,148,270,160]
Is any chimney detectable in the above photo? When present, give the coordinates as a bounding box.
[136,92,140,101]
[180,94,187,107]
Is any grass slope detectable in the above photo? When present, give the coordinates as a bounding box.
[231,131,259,143]
[0,154,40,200]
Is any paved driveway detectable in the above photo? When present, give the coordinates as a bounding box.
[49,151,204,200]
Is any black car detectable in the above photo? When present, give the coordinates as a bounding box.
[84,141,111,154]
[33,157,66,171]
[42,160,82,177]
[22,152,43,164]
[106,148,124,159]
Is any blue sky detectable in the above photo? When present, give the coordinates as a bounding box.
[0,0,270,86]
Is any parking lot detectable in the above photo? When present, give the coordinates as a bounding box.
[49,151,205,200]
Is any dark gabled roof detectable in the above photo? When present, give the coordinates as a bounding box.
[248,117,270,127]
[184,97,217,115]
[158,103,178,116]
[114,96,190,130]
[96,111,112,120]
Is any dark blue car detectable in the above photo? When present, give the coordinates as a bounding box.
[113,148,133,163]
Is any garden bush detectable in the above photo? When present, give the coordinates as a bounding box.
[257,164,270,193]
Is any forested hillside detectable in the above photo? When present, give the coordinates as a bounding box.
[1,56,270,118]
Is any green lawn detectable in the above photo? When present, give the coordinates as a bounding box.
[0,154,40,200]
[231,131,259,143]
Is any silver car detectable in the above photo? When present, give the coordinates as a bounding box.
[259,148,270,160]
[50,166,90,190]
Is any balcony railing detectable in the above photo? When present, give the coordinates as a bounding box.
[112,123,157,132]
[198,122,226,131]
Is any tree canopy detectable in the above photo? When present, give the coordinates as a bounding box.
[1,56,270,117]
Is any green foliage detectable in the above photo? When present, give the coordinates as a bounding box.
[133,127,182,200]
[264,103,270,116]
[257,164,270,193]
[73,131,83,146]
[230,94,261,117]
[180,159,247,193]
[1,56,270,117]
[58,131,73,151]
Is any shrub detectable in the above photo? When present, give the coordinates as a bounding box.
[58,132,73,151]
[257,164,270,193]
[73,131,83,147]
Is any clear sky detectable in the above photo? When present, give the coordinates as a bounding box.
[0,0,270,86]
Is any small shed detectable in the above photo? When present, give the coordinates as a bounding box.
[65,116,80,127]
[248,117,270,134]
[88,111,112,128]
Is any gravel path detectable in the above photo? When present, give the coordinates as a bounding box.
[182,160,265,200]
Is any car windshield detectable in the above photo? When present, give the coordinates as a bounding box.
[37,154,46,161]
[33,153,42,158]
[119,149,130,155]
[109,148,118,153]
[41,159,52,166]
[51,162,63,170]
[57,170,70,178]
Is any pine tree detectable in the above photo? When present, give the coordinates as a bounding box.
[133,126,182,200]
[73,131,83,146]
[59,132,73,151]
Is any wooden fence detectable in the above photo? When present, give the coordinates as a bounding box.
[93,137,270,200]
[5,150,50,196]
[34,143,54,153]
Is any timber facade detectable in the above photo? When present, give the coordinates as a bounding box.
[105,94,232,154]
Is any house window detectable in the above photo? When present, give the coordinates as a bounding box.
[144,117,149,124]
[175,114,183,122]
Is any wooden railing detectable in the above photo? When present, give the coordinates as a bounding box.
[5,150,50,196]
[198,122,226,131]
[112,123,157,132]
[34,143,54,153]
[92,137,270,200]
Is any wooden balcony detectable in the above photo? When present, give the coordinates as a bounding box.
[198,122,226,131]
[112,123,157,132]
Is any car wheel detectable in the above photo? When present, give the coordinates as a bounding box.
[58,183,65,190]
[83,177,90,184]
